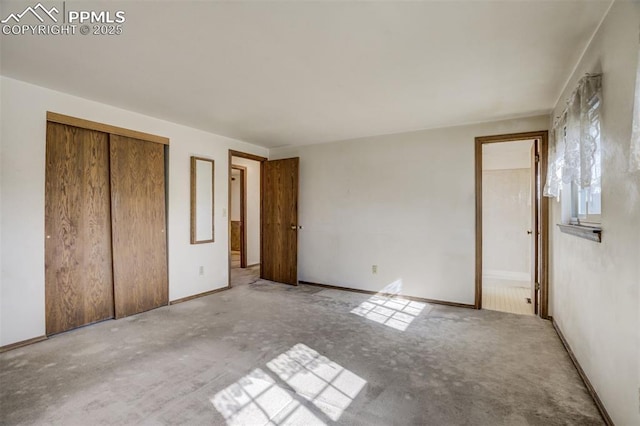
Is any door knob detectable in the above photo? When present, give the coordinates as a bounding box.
[291,225,297,230]
[527,230,532,234]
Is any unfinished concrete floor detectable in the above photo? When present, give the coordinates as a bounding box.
[1,266,603,425]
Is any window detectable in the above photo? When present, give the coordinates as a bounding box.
[546,74,603,241]
[571,184,601,224]
[570,90,601,225]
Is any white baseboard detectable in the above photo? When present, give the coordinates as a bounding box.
[483,270,530,282]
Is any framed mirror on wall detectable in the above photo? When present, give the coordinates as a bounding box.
[190,156,215,244]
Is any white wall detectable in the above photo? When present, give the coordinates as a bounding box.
[482,168,531,281]
[548,2,640,424]
[0,76,267,347]
[482,139,533,170]
[271,115,548,304]
[231,157,261,266]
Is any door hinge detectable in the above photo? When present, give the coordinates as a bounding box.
[535,282,540,291]
[535,154,540,163]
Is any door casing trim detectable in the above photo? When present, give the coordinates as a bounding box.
[474,131,549,318]
[228,150,267,287]
[231,165,247,268]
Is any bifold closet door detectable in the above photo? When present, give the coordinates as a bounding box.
[110,135,168,318]
[45,122,114,335]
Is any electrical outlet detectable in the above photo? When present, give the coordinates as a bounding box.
[372,265,377,274]
[199,266,204,276]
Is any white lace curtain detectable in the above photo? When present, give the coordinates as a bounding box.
[630,36,640,172]
[543,115,565,197]
[544,74,602,198]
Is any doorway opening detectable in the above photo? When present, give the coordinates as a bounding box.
[228,151,265,287]
[475,131,549,318]
[230,165,247,268]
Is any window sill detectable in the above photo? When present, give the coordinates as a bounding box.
[557,224,602,243]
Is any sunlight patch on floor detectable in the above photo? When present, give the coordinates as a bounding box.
[350,279,426,331]
[212,344,366,425]
[211,368,324,426]
[267,344,366,421]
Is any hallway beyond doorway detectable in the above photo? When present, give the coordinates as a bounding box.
[482,278,533,316]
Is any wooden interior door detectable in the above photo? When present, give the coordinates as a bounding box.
[261,158,299,285]
[110,135,168,318]
[530,140,540,315]
[45,122,114,335]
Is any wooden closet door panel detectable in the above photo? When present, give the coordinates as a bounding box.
[110,135,168,318]
[45,122,114,335]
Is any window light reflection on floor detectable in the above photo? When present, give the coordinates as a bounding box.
[211,368,325,425]
[266,343,367,422]
[350,279,426,331]
[211,344,366,425]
